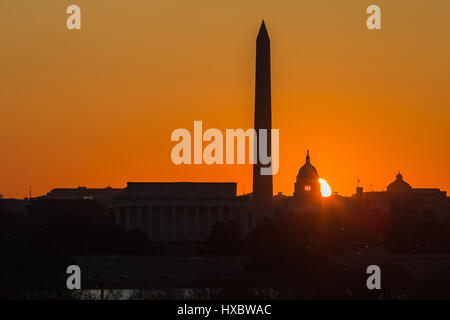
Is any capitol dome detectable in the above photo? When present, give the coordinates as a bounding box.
[293,150,321,200]
[297,150,319,180]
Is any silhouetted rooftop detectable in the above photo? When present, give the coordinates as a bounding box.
[117,182,238,200]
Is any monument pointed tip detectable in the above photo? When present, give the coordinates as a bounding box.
[257,20,269,39]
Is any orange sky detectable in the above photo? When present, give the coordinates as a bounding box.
[1,0,449,198]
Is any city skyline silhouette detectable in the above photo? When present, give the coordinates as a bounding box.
[1,4,450,301]
[1,2,449,201]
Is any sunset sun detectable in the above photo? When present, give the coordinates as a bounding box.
[319,178,332,197]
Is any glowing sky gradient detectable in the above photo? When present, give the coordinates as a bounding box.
[1,0,449,198]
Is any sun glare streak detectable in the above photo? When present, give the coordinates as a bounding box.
[319,178,332,197]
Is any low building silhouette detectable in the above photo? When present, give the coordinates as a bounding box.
[352,172,449,218]
[114,182,251,242]
[44,186,122,208]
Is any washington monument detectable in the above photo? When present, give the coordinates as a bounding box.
[252,21,273,219]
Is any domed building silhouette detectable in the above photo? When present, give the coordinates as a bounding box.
[292,150,322,210]
[387,172,412,194]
